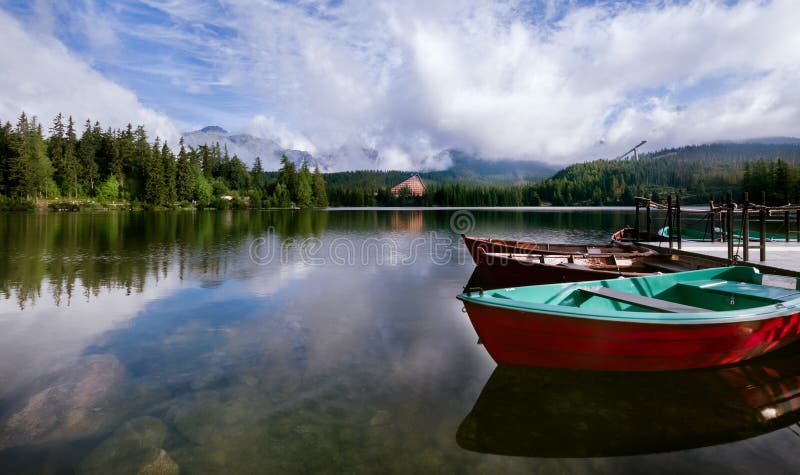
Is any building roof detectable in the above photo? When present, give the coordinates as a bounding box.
[391,174,425,196]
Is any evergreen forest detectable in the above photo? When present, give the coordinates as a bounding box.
[0,112,328,210]
[3,111,800,210]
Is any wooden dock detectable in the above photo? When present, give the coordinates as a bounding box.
[629,194,800,279]
[640,241,800,281]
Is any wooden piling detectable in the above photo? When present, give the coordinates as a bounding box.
[710,200,716,242]
[676,195,682,250]
[742,192,749,262]
[727,192,734,262]
[785,195,790,243]
[760,191,767,262]
[667,195,673,249]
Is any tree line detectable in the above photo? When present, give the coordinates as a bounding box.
[4,111,800,209]
[531,143,800,206]
[315,143,800,207]
[0,112,328,209]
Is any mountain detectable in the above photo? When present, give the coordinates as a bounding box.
[716,137,800,145]
[424,150,557,184]
[181,127,556,180]
[182,126,327,171]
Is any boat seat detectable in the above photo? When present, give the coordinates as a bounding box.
[580,286,707,313]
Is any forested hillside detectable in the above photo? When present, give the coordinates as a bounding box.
[0,112,328,210]
[532,143,800,206]
[3,110,800,209]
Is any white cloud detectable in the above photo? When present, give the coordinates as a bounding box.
[5,0,800,167]
[189,0,799,165]
[246,115,318,153]
[0,272,187,398]
[0,11,179,143]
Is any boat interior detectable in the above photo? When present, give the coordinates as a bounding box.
[483,267,800,315]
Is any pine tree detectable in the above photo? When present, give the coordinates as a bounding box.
[162,141,177,204]
[278,155,297,201]
[251,156,265,190]
[112,124,133,196]
[0,121,12,195]
[311,166,328,207]
[31,121,56,198]
[62,116,79,198]
[296,161,313,208]
[78,119,99,194]
[175,137,196,202]
[145,137,166,205]
[132,125,151,198]
[48,113,65,189]
[8,112,34,198]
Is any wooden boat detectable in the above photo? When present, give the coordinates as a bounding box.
[468,249,721,289]
[457,344,800,457]
[461,234,652,265]
[610,226,668,243]
[457,266,800,371]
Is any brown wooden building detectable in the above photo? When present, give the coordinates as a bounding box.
[391,174,425,197]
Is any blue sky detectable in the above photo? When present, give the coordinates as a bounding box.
[1,0,799,169]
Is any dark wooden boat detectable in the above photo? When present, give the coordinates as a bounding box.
[457,266,800,371]
[611,226,668,243]
[461,234,652,265]
[457,344,800,457]
[468,248,721,289]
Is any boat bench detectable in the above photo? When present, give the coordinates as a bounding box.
[580,286,707,313]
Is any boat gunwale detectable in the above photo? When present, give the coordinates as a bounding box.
[457,293,800,325]
[457,268,800,325]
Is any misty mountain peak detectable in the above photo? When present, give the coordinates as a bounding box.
[200,125,228,134]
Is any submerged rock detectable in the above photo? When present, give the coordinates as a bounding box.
[79,416,178,475]
[0,354,126,450]
[139,449,179,475]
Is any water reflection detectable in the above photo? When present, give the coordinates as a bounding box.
[0,210,332,309]
[0,209,632,309]
[458,344,800,458]
[8,208,724,474]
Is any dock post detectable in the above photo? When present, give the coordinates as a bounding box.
[646,200,652,238]
[760,191,767,262]
[796,193,800,242]
[676,195,682,250]
[721,199,726,243]
[785,196,790,243]
[710,200,716,242]
[667,195,673,249]
[634,198,640,241]
[727,192,734,262]
[742,192,749,262]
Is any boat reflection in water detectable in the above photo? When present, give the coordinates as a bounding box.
[457,343,800,458]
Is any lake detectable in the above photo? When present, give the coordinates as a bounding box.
[1,208,799,474]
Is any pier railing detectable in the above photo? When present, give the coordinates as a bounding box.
[633,192,800,263]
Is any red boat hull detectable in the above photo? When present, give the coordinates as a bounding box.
[470,255,648,289]
[461,234,650,265]
[461,301,800,371]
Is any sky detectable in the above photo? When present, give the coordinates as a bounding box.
[1,0,799,170]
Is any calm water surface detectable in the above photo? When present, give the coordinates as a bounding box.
[0,209,799,474]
